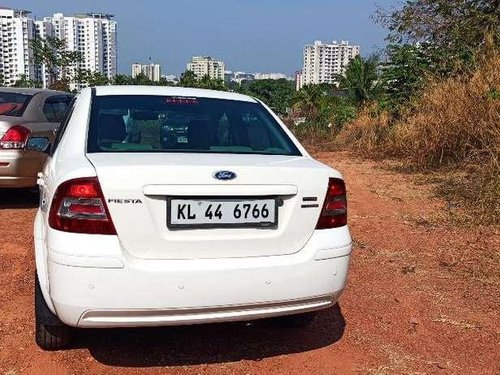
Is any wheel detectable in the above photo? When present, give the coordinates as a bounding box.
[35,272,72,350]
[273,311,317,328]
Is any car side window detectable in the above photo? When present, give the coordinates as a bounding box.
[50,97,76,156]
[43,95,73,123]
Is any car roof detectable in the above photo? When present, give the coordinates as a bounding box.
[0,87,70,96]
[92,86,258,103]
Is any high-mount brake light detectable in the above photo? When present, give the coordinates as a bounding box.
[48,177,116,234]
[316,178,347,229]
[0,125,31,149]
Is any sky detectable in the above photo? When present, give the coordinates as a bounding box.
[4,0,399,76]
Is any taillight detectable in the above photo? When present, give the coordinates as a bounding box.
[316,178,347,229]
[48,177,117,235]
[0,125,31,149]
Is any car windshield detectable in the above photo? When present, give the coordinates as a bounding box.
[87,95,301,156]
[0,92,32,117]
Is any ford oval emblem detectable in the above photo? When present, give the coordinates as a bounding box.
[213,170,237,181]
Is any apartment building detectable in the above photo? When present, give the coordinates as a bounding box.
[297,40,360,90]
[0,7,118,89]
[40,13,117,89]
[187,56,225,81]
[132,63,161,81]
[0,7,36,86]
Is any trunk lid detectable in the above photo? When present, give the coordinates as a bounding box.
[86,153,331,259]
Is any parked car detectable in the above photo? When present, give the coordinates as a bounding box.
[33,86,352,350]
[0,88,73,188]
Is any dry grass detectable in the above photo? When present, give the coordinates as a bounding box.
[389,56,500,169]
[292,124,338,153]
[335,54,500,224]
[335,106,391,156]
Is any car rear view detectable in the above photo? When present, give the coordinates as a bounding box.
[0,89,73,188]
[34,86,352,350]
[0,91,35,187]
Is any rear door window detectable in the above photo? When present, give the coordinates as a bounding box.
[87,95,301,156]
[43,95,73,123]
[0,92,32,117]
[50,97,76,156]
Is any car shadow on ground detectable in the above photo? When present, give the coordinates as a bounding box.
[0,188,39,209]
[80,304,345,368]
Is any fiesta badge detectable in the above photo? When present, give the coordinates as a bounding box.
[213,170,237,181]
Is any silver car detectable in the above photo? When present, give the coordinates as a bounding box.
[0,88,73,188]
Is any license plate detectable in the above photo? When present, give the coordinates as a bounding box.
[168,198,277,229]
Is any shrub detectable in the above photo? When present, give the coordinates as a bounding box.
[336,54,500,224]
[335,105,391,156]
[389,55,500,169]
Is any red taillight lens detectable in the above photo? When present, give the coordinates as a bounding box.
[316,178,347,229]
[48,177,116,235]
[0,125,31,149]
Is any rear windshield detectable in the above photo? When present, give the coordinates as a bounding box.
[87,95,301,156]
[0,92,32,117]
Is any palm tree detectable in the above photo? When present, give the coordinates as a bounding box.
[179,70,198,88]
[292,84,331,120]
[113,74,131,85]
[335,55,381,106]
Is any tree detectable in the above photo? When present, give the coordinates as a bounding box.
[113,74,132,85]
[292,84,327,120]
[178,70,198,88]
[30,36,83,89]
[381,44,431,107]
[376,0,500,74]
[335,55,381,106]
[76,70,109,87]
[199,74,226,91]
[130,73,150,85]
[12,74,41,88]
[290,83,357,129]
[240,79,295,115]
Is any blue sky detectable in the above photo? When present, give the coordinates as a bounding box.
[4,0,399,75]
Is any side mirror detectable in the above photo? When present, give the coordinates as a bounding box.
[26,137,51,154]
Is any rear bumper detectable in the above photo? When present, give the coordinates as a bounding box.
[76,295,339,328]
[42,228,352,328]
[48,252,350,328]
[0,150,46,188]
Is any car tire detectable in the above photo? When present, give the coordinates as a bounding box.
[273,311,317,328]
[35,272,72,350]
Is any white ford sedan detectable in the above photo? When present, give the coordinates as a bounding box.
[33,86,352,350]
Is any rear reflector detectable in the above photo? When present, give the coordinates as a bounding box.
[49,177,116,234]
[0,125,31,149]
[316,178,347,229]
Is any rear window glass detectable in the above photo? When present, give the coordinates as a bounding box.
[0,92,32,117]
[87,95,301,156]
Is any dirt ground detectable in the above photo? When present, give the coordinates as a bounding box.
[0,151,498,374]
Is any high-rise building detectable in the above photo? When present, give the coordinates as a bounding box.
[0,7,36,86]
[40,13,117,90]
[297,40,360,90]
[0,8,117,89]
[131,63,161,82]
[187,56,225,81]
[33,19,53,88]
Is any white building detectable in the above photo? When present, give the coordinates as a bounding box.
[187,56,225,81]
[33,19,53,88]
[132,63,161,82]
[37,12,117,89]
[297,40,360,90]
[225,71,254,84]
[254,73,289,80]
[0,7,36,86]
